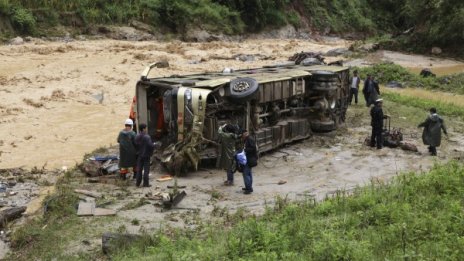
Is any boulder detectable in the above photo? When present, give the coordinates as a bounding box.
[431,47,442,55]
[98,26,155,41]
[358,43,379,52]
[130,20,155,33]
[9,37,24,45]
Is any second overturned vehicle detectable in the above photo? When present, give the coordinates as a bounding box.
[134,60,350,174]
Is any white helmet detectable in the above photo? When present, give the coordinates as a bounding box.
[124,119,133,125]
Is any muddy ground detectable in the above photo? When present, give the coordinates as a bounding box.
[1,37,464,258]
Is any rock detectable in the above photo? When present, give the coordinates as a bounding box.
[431,47,442,55]
[9,37,24,45]
[183,28,223,42]
[385,81,403,88]
[130,20,155,33]
[358,43,379,52]
[325,48,351,57]
[154,61,169,68]
[420,68,436,78]
[233,54,255,62]
[98,26,155,41]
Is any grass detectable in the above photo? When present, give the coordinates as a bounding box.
[110,162,464,260]
[7,169,111,260]
[382,91,464,119]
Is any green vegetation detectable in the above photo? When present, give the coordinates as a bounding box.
[109,162,464,260]
[8,170,101,260]
[0,0,462,52]
[356,62,464,94]
[383,92,464,119]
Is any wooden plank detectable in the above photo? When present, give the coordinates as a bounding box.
[77,202,95,216]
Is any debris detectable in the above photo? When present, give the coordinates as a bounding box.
[167,185,186,189]
[77,202,94,216]
[162,191,187,209]
[0,206,27,229]
[74,189,102,198]
[156,175,173,182]
[400,142,418,152]
[289,51,325,65]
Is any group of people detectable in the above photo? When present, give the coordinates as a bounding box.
[349,70,380,107]
[117,119,154,187]
[350,71,448,155]
[217,124,258,194]
[117,119,258,194]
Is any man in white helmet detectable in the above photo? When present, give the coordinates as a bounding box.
[117,119,137,179]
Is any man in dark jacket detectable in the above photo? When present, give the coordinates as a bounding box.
[217,124,238,186]
[117,119,137,180]
[135,123,155,187]
[418,108,448,156]
[363,74,380,107]
[241,130,258,194]
[370,99,386,149]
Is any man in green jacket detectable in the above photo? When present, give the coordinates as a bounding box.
[117,119,137,179]
[418,108,448,156]
[217,124,238,186]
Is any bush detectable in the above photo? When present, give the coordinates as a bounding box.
[11,7,36,34]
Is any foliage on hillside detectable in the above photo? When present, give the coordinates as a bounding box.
[110,162,464,260]
[0,0,463,51]
[356,63,464,94]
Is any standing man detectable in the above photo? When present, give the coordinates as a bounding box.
[363,74,380,107]
[349,70,361,105]
[370,99,386,149]
[217,124,238,186]
[418,108,447,156]
[135,123,155,187]
[241,130,258,194]
[117,119,137,180]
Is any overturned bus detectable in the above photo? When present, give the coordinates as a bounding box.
[134,62,350,174]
